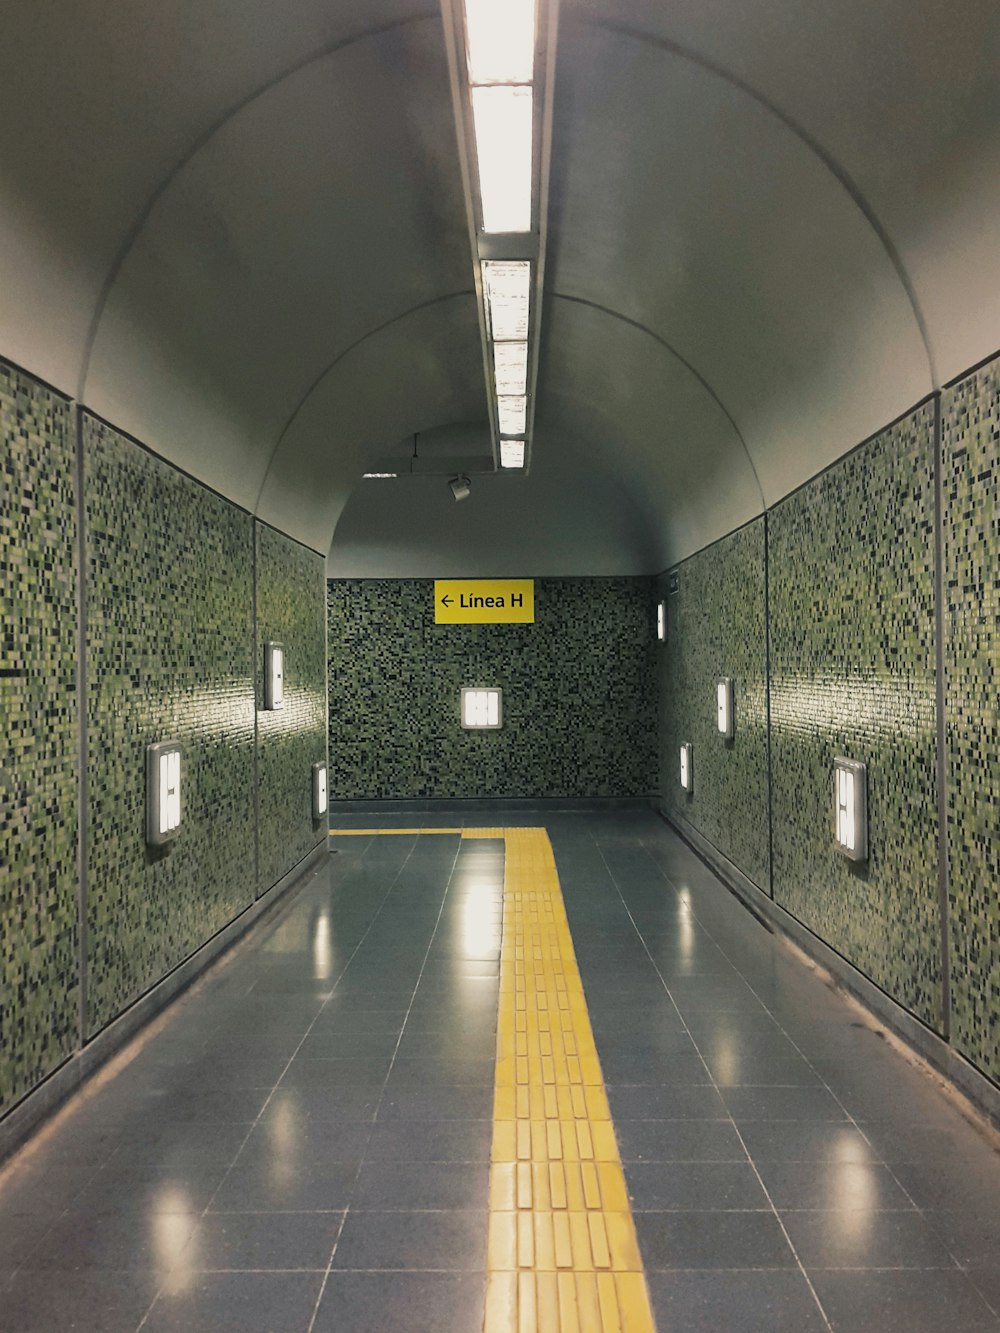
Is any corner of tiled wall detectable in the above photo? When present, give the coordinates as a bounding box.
[0,362,79,1113]
[255,521,328,895]
[941,356,1000,1081]
[82,415,257,1033]
[659,518,771,893]
[327,576,656,800]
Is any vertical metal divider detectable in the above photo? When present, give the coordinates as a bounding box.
[763,510,776,900]
[932,392,952,1039]
[74,405,90,1047]
[252,520,261,898]
[323,562,330,823]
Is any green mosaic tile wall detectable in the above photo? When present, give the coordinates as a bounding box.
[658,519,771,892]
[83,416,257,1034]
[942,359,1000,1080]
[768,404,942,1029]
[255,522,327,895]
[327,578,656,799]
[0,365,79,1113]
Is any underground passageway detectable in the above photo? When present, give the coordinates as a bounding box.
[1,815,999,1331]
[3,0,1000,1329]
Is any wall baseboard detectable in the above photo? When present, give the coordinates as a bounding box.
[330,796,658,813]
[0,840,328,1163]
[660,807,1000,1132]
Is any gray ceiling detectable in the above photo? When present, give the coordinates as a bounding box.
[2,0,998,571]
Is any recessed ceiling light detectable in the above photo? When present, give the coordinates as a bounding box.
[472,85,533,233]
[482,261,531,340]
[500,439,526,468]
[464,0,536,85]
[363,472,398,479]
[497,396,527,435]
[493,341,528,396]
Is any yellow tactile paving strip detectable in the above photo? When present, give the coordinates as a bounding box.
[329,826,655,1331]
[483,827,654,1333]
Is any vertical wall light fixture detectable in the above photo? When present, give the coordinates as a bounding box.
[657,600,666,641]
[146,741,182,846]
[834,757,868,862]
[264,642,284,710]
[312,762,328,820]
[679,743,693,793]
[716,678,734,739]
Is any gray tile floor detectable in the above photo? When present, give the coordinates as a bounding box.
[0,811,997,1332]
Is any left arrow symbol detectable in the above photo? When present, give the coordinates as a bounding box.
[441,595,453,606]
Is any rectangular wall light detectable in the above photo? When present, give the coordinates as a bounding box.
[312,761,328,819]
[464,0,536,85]
[497,395,527,435]
[471,85,533,233]
[657,600,666,641]
[493,340,529,395]
[461,687,503,729]
[264,642,284,710]
[482,261,531,340]
[500,439,525,468]
[717,677,734,739]
[146,741,182,846]
[834,757,868,862]
[679,742,693,793]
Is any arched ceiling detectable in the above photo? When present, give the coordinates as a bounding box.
[1,0,998,570]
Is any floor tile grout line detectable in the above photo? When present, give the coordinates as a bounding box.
[631,833,990,1301]
[590,836,836,1333]
[304,834,475,1333]
[133,834,434,1331]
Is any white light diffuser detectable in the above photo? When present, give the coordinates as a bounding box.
[464,0,536,85]
[497,395,527,435]
[493,340,528,395]
[482,261,531,340]
[363,472,397,479]
[472,85,533,233]
[146,741,182,846]
[680,743,693,793]
[834,757,868,861]
[657,601,666,641]
[265,642,284,710]
[312,762,328,819]
[500,439,526,469]
[461,687,503,729]
[717,678,734,739]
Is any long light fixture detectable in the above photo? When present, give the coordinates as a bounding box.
[471,86,533,234]
[465,0,535,83]
[441,0,558,476]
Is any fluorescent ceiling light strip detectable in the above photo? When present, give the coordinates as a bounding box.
[493,341,528,395]
[482,261,531,340]
[500,439,525,468]
[464,0,536,85]
[472,86,533,233]
[497,396,527,435]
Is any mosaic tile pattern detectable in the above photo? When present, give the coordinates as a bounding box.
[942,359,1000,1081]
[768,403,942,1029]
[83,416,257,1033]
[255,522,327,895]
[0,363,79,1112]
[658,519,771,891]
[327,578,656,799]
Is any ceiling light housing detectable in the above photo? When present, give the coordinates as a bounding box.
[500,439,526,469]
[450,475,472,502]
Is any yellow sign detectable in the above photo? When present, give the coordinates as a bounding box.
[434,579,535,624]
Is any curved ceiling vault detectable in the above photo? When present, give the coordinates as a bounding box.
[1,0,999,569]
